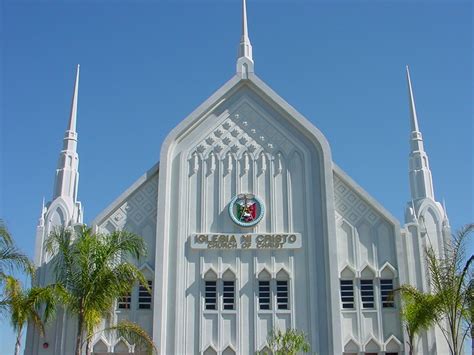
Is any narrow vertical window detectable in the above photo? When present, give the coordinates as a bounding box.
[205,280,217,310]
[276,280,289,310]
[223,280,235,310]
[360,279,374,309]
[340,279,354,309]
[258,280,271,310]
[381,279,395,308]
[138,280,152,309]
[118,292,131,309]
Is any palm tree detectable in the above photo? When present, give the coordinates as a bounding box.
[266,328,311,355]
[425,223,474,355]
[44,225,153,355]
[3,276,57,355]
[0,219,33,282]
[398,285,440,355]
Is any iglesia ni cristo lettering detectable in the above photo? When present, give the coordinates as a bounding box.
[25,1,451,354]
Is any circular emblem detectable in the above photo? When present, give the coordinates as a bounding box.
[228,193,264,227]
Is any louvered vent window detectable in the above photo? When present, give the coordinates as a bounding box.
[360,279,374,309]
[258,280,271,310]
[138,281,152,309]
[205,280,217,310]
[381,279,395,308]
[340,280,354,309]
[118,292,131,309]
[276,280,289,310]
[223,280,235,310]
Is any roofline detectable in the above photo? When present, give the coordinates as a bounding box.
[333,163,400,227]
[91,162,159,227]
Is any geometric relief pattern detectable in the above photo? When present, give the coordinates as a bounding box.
[100,174,158,230]
[333,174,380,226]
[193,102,293,159]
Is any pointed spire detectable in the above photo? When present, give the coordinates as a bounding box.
[53,65,81,201]
[238,0,253,61]
[406,66,419,133]
[67,64,80,133]
[405,66,434,201]
[236,0,254,77]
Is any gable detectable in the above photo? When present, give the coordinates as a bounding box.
[92,164,159,266]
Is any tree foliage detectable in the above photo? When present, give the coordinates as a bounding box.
[424,223,474,355]
[2,276,57,355]
[265,328,310,355]
[0,219,34,283]
[44,225,152,355]
[398,284,440,355]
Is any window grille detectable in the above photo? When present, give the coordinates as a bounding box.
[138,280,152,309]
[340,279,354,309]
[223,280,235,310]
[118,292,131,309]
[205,280,217,310]
[380,279,395,308]
[276,280,289,310]
[360,279,374,308]
[258,280,271,310]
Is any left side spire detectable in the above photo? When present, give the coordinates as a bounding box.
[53,65,81,201]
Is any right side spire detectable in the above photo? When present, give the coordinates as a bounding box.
[406,66,435,200]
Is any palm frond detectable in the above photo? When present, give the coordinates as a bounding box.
[0,219,12,246]
[108,320,156,355]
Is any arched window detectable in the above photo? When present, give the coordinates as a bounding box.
[360,265,376,309]
[222,269,236,311]
[276,269,290,310]
[380,263,397,308]
[340,265,356,309]
[257,269,271,310]
[204,269,218,311]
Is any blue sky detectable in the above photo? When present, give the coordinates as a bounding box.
[1,0,472,353]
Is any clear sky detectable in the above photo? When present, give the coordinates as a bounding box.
[1,0,472,353]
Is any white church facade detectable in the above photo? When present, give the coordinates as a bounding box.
[25,1,451,354]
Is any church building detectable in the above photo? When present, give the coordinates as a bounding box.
[25,1,451,354]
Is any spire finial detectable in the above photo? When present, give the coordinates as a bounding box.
[238,0,252,60]
[237,0,254,76]
[68,64,80,132]
[406,65,419,133]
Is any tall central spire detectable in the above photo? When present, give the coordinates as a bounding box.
[238,0,252,60]
[236,0,254,77]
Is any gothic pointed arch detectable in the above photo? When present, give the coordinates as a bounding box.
[340,264,356,279]
[222,343,236,355]
[113,337,131,353]
[364,335,381,352]
[203,344,217,355]
[222,267,237,280]
[359,263,376,279]
[343,337,361,352]
[384,335,402,352]
[276,267,290,280]
[92,337,110,353]
[257,267,272,280]
[203,267,218,280]
[379,261,397,278]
